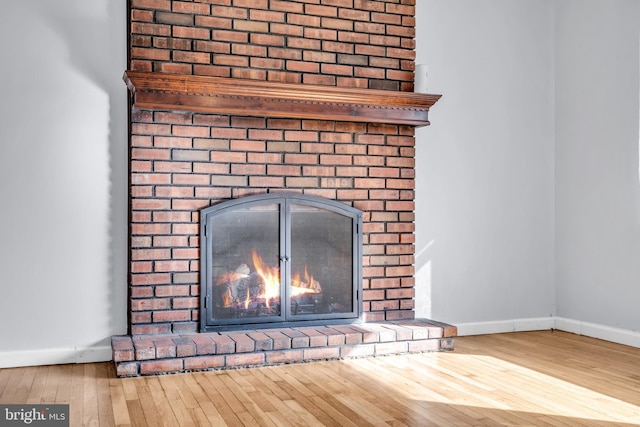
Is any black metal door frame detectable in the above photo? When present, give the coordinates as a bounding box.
[200,193,363,332]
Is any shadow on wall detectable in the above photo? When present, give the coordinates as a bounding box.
[34,0,129,337]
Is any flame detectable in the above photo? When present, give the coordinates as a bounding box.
[291,265,321,297]
[249,250,321,307]
[244,286,250,309]
[221,288,232,308]
[251,250,280,308]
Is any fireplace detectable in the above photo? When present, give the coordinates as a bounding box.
[111,0,457,377]
[201,193,362,330]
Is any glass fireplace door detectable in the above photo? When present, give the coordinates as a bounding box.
[287,202,356,319]
[204,202,285,326]
[201,193,362,331]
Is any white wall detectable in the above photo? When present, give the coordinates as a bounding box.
[416,0,640,342]
[555,0,640,331]
[415,1,556,325]
[0,0,128,366]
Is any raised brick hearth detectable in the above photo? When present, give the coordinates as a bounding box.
[112,320,455,377]
[113,0,455,377]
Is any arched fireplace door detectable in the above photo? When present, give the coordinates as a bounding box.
[200,193,363,332]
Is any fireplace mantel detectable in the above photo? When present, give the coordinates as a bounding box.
[124,71,441,127]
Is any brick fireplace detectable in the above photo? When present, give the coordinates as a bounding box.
[112,0,455,377]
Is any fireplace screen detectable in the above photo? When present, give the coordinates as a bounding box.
[200,193,362,331]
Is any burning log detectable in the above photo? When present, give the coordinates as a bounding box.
[214,264,250,307]
[215,263,250,285]
[291,265,322,296]
[213,251,324,314]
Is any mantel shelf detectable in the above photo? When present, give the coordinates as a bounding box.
[123,71,441,127]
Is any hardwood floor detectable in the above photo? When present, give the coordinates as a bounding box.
[2,330,640,426]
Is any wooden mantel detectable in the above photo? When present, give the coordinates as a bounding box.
[124,71,441,127]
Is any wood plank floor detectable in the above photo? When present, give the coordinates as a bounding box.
[2,330,640,426]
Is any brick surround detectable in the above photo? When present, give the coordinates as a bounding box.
[130,112,417,334]
[117,0,455,376]
[129,0,419,335]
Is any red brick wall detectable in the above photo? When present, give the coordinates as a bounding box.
[128,0,417,335]
[130,0,416,91]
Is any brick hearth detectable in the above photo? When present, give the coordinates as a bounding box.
[112,320,456,377]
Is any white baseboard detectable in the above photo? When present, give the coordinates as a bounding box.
[456,317,556,336]
[456,316,640,349]
[0,346,112,369]
[554,317,640,348]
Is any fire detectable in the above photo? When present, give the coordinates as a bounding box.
[291,265,322,296]
[251,250,280,308]
[214,251,321,311]
[251,250,321,305]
